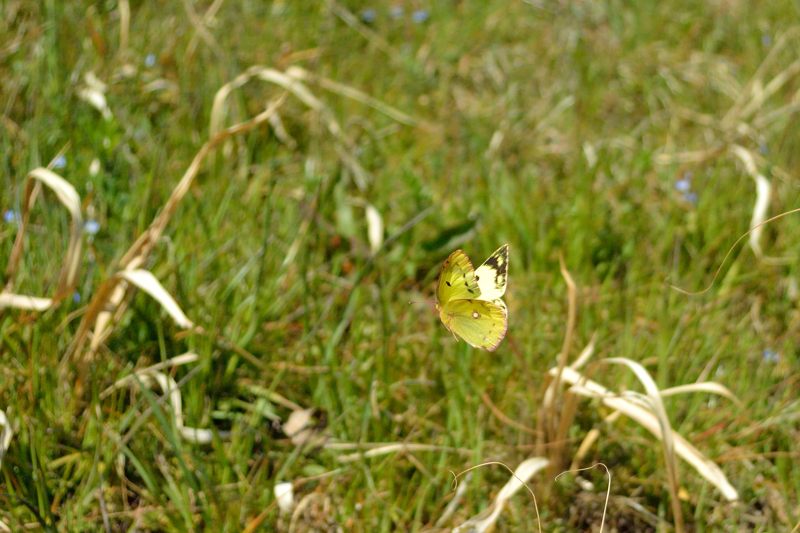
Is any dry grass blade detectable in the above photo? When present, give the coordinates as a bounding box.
[570,411,622,470]
[327,0,403,65]
[283,408,328,448]
[603,357,684,532]
[87,276,129,355]
[188,0,226,55]
[539,257,578,468]
[68,96,286,361]
[738,59,800,122]
[570,334,597,370]
[209,65,369,189]
[555,256,578,377]
[285,66,421,127]
[117,269,194,329]
[0,409,13,469]
[480,391,538,435]
[551,366,738,502]
[3,167,82,309]
[364,204,383,254]
[731,145,789,264]
[555,463,612,533]
[0,293,52,311]
[753,99,800,129]
[183,0,224,59]
[660,382,742,407]
[670,206,800,296]
[536,337,596,451]
[435,472,471,527]
[109,368,215,444]
[78,72,113,120]
[123,95,285,267]
[117,0,130,54]
[101,352,199,399]
[332,443,472,463]
[274,481,294,515]
[267,111,296,148]
[723,27,800,125]
[452,458,548,533]
[654,146,726,166]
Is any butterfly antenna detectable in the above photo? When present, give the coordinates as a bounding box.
[408,298,437,312]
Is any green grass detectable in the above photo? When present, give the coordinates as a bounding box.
[2,0,800,530]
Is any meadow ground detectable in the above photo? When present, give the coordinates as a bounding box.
[2,1,800,531]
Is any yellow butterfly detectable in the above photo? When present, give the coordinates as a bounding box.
[435,244,509,351]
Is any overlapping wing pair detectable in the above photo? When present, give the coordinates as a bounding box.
[436,244,509,351]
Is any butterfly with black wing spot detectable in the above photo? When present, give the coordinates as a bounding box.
[435,244,509,351]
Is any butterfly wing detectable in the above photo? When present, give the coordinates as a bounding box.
[437,250,481,305]
[439,298,508,351]
[474,244,509,301]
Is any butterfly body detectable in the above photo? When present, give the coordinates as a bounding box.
[435,244,509,351]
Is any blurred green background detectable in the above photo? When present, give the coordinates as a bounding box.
[2,0,800,530]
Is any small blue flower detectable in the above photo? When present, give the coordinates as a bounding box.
[762,34,772,47]
[145,53,156,68]
[72,292,81,303]
[759,142,768,155]
[683,192,698,205]
[3,209,18,223]
[53,155,67,169]
[412,9,429,23]
[84,219,100,235]
[675,178,691,192]
[763,349,780,363]
[389,5,404,18]
[360,8,377,24]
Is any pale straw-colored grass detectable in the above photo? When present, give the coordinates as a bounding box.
[103,352,214,444]
[117,0,130,54]
[731,144,790,264]
[2,167,83,310]
[535,260,739,532]
[549,363,739,503]
[670,205,800,296]
[116,269,194,329]
[601,357,685,531]
[654,28,800,283]
[182,0,225,60]
[0,409,12,470]
[284,66,421,128]
[0,293,52,311]
[209,66,370,189]
[77,72,113,120]
[537,257,579,472]
[451,458,548,533]
[66,95,286,363]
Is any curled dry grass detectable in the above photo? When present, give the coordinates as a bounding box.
[2,167,83,310]
[452,458,549,533]
[68,95,288,363]
[534,263,739,532]
[656,27,800,273]
[103,352,214,444]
